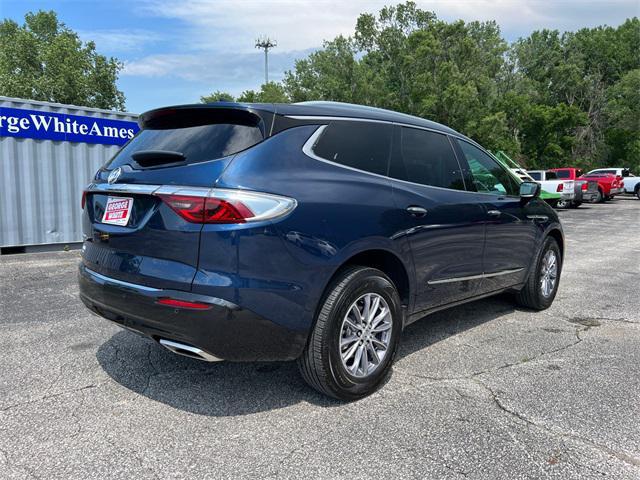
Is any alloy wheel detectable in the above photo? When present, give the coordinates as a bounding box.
[339,293,393,378]
[540,250,558,297]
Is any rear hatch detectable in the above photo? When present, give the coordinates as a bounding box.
[82,105,273,291]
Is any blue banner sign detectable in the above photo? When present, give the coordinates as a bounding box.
[0,106,139,146]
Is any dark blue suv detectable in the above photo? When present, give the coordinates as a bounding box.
[79,101,563,400]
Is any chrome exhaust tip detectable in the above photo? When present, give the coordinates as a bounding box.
[159,339,223,362]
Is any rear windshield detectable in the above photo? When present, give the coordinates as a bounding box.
[107,123,263,169]
[555,170,570,179]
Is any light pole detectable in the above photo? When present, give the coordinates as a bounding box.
[255,36,276,85]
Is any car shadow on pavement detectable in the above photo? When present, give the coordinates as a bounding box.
[96,294,518,416]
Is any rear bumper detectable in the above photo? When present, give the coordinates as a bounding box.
[78,264,307,361]
[560,191,576,200]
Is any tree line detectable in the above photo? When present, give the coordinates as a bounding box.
[1,7,638,171]
[204,3,639,171]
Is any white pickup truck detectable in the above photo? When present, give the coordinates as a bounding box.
[527,170,577,208]
[588,168,640,199]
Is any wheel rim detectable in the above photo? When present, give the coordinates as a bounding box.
[339,293,393,378]
[540,250,558,298]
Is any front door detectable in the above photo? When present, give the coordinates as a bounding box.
[453,139,539,293]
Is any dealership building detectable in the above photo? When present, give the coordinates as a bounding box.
[0,96,139,252]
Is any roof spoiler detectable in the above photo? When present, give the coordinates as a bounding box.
[138,103,273,133]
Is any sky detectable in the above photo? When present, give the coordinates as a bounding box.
[2,0,638,113]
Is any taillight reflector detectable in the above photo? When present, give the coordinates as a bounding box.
[156,298,211,310]
[556,184,564,192]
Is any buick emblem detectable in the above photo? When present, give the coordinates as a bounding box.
[107,167,122,184]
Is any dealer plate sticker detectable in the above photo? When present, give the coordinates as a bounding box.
[102,196,133,226]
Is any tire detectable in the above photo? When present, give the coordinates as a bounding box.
[570,201,581,209]
[515,237,562,311]
[298,266,402,400]
[636,187,640,200]
[556,199,568,209]
[592,189,603,203]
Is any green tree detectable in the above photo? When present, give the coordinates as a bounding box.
[237,82,289,103]
[284,36,363,103]
[0,10,125,110]
[604,69,640,171]
[518,103,587,168]
[200,90,235,103]
[201,83,290,104]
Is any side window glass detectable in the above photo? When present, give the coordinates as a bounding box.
[389,127,466,191]
[311,121,392,176]
[457,140,519,196]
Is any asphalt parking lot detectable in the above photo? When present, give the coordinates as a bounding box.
[1,197,638,479]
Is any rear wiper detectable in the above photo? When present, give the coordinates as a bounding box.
[131,150,186,168]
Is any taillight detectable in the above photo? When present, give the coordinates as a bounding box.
[81,191,87,209]
[157,194,207,223]
[157,189,296,224]
[556,184,564,192]
[581,182,587,190]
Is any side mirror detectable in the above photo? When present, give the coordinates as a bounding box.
[520,181,541,199]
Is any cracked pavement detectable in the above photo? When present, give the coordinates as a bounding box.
[1,197,638,479]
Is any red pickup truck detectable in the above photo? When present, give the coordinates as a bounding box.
[581,173,624,202]
[551,168,624,203]
[550,168,599,204]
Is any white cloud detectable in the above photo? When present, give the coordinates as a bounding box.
[77,29,163,53]
[138,0,637,54]
[123,0,637,82]
[122,48,313,89]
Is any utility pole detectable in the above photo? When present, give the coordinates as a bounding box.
[255,36,276,85]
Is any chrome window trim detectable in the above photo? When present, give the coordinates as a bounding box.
[427,268,523,285]
[288,115,459,138]
[301,125,480,195]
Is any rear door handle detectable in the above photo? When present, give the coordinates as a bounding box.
[406,206,428,217]
[487,210,501,217]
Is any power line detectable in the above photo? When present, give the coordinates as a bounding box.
[255,36,277,85]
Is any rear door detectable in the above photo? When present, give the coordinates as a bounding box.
[454,139,539,293]
[82,107,270,291]
[389,126,486,312]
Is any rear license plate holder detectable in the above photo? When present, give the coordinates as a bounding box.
[101,196,133,226]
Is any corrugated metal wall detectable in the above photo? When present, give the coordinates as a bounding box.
[0,97,138,247]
